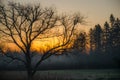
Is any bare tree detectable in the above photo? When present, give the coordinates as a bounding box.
[0,2,85,80]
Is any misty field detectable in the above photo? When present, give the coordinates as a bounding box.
[0,69,120,80]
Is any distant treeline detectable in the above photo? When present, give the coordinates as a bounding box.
[73,14,120,54]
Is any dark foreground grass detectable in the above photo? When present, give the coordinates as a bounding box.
[0,69,120,80]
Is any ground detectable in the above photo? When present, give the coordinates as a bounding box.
[0,69,120,80]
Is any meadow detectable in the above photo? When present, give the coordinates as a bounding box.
[0,69,120,80]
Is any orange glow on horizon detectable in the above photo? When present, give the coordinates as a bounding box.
[31,37,61,53]
[3,37,63,53]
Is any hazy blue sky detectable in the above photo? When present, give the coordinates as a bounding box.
[4,0,120,29]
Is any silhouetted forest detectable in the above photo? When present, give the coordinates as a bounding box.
[73,14,120,54]
[70,14,120,69]
[89,14,120,54]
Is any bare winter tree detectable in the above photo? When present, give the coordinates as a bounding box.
[0,2,85,80]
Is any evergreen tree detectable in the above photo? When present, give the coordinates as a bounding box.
[89,28,95,52]
[102,21,111,52]
[110,14,115,26]
[93,24,102,52]
[110,17,120,50]
[74,32,87,52]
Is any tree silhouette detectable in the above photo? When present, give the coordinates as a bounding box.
[110,16,120,52]
[102,21,111,52]
[91,24,102,52]
[89,28,95,52]
[0,2,85,80]
[110,14,115,26]
[73,32,87,52]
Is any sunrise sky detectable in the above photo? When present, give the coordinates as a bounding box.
[1,0,120,52]
[4,0,120,29]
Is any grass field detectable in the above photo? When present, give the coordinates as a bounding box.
[0,69,120,80]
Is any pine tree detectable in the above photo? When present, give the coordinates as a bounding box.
[74,32,87,52]
[110,17,120,49]
[110,14,115,26]
[89,28,95,52]
[102,21,111,52]
[93,24,102,52]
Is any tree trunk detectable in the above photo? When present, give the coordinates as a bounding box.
[25,49,33,80]
[27,70,33,80]
[26,60,33,80]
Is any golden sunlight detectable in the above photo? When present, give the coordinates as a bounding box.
[3,38,59,53]
[31,37,61,53]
